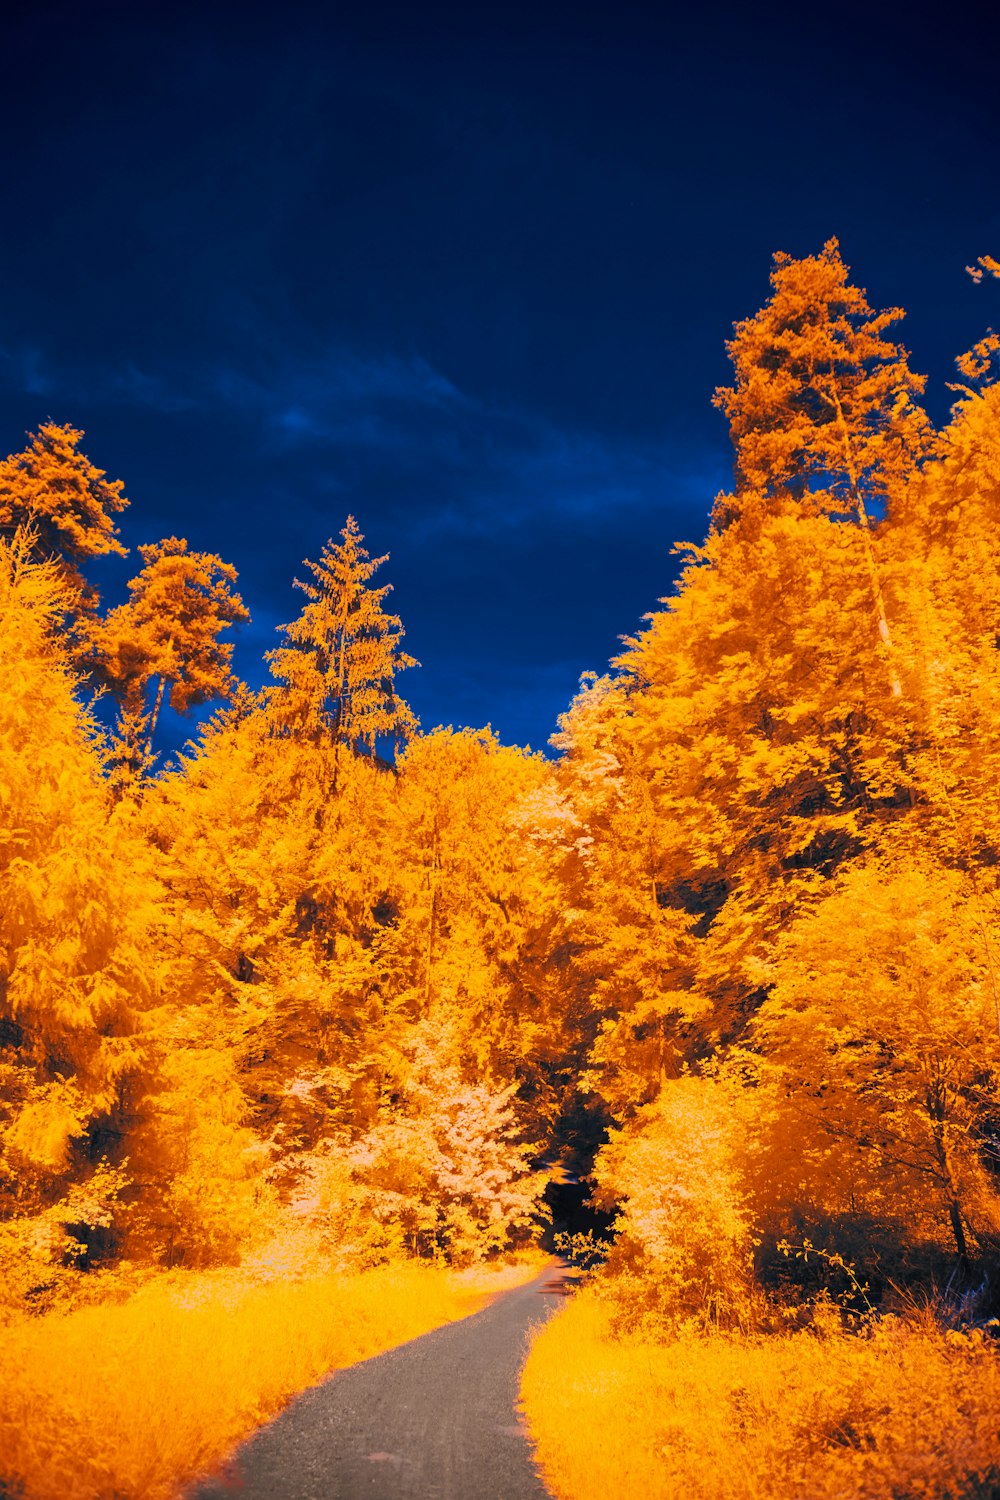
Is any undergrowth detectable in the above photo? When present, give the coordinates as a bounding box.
[520,1286,1000,1500]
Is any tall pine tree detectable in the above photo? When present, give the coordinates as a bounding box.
[267,516,417,772]
[0,423,128,618]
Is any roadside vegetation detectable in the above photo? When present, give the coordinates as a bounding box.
[522,1288,1000,1500]
[0,1258,537,1500]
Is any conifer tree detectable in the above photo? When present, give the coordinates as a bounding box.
[267,516,417,767]
[87,537,250,771]
[713,238,932,518]
[713,239,933,698]
[0,423,128,616]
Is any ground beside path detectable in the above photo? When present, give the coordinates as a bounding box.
[189,1262,573,1500]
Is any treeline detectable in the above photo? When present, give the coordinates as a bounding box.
[558,244,1000,1327]
[518,245,1000,1500]
[0,459,584,1295]
[3,243,1000,1353]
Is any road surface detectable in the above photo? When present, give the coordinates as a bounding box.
[190,1263,570,1500]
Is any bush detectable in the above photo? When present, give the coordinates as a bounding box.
[521,1287,1000,1500]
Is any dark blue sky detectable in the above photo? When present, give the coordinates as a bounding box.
[2,0,998,752]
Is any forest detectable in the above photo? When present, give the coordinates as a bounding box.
[3,240,1000,1499]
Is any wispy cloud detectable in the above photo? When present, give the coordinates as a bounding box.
[0,342,54,398]
[102,362,200,414]
[0,343,197,413]
[207,347,469,440]
[0,333,723,542]
[410,418,724,542]
[193,341,723,538]
[0,336,467,440]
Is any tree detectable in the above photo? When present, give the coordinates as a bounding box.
[321,1019,548,1263]
[267,516,417,768]
[0,532,155,1238]
[88,537,250,768]
[0,423,128,616]
[750,858,1000,1262]
[388,729,579,1098]
[551,673,708,1119]
[591,1074,755,1329]
[554,506,921,1127]
[714,239,932,518]
[714,242,934,698]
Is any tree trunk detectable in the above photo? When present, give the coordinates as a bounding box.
[830,390,902,699]
[145,674,167,759]
[948,1196,970,1266]
[928,1098,971,1265]
[424,820,439,1009]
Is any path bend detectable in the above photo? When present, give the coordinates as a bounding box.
[190,1262,571,1500]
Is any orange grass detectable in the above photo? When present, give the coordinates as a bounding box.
[520,1288,1000,1500]
[0,1257,539,1500]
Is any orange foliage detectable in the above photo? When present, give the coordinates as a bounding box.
[6,244,1000,1500]
[91,537,249,720]
[267,514,417,757]
[537,243,1000,1497]
[713,237,932,521]
[522,1289,1000,1500]
[0,533,156,1286]
[0,423,128,616]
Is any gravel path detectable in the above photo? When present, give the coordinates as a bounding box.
[189,1263,570,1499]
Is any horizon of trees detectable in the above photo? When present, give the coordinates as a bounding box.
[2,240,1000,1344]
